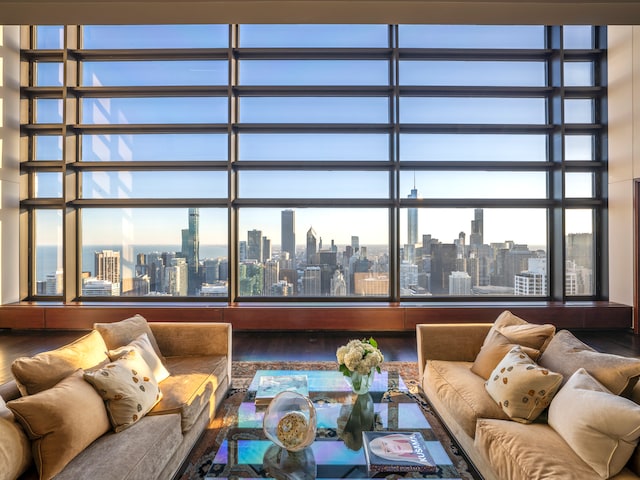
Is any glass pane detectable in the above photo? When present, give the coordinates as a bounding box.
[564,62,593,87]
[239,25,388,48]
[82,61,228,86]
[35,136,63,160]
[563,26,593,49]
[238,208,389,297]
[239,171,389,198]
[36,62,63,87]
[239,60,389,86]
[399,207,547,297]
[81,208,228,297]
[82,25,229,49]
[35,99,63,123]
[35,209,63,295]
[565,135,594,161]
[34,172,63,198]
[81,97,228,124]
[239,134,389,161]
[240,97,389,123]
[81,170,227,199]
[400,97,546,124]
[82,134,228,161]
[400,171,546,199]
[565,209,594,296]
[400,61,546,87]
[564,99,594,124]
[398,25,545,49]
[35,26,64,49]
[565,172,594,198]
[400,134,547,161]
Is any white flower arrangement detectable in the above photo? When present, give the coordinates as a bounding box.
[336,337,384,376]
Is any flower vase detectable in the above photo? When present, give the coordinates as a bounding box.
[348,369,375,395]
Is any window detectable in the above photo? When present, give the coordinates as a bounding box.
[21,24,607,301]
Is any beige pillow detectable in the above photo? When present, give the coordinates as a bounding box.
[548,368,640,479]
[11,330,110,395]
[485,346,563,424]
[491,310,556,351]
[539,329,640,396]
[94,314,164,361]
[108,332,170,383]
[84,349,162,432]
[7,370,111,480]
[471,329,542,380]
[0,417,32,480]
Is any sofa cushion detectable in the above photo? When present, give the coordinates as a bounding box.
[471,330,542,380]
[424,360,510,438]
[108,332,170,383]
[548,368,640,479]
[475,418,603,480]
[148,354,227,432]
[485,346,563,424]
[84,349,162,432]
[7,370,111,480]
[11,330,110,395]
[0,417,32,480]
[539,330,640,396]
[94,314,165,362]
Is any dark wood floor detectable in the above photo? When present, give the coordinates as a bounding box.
[1,328,639,386]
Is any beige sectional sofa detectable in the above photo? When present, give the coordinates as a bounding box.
[417,311,640,480]
[0,315,232,480]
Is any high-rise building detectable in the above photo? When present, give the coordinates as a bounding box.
[351,236,360,255]
[408,186,418,246]
[306,227,317,265]
[247,229,263,262]
[470,208,484,246]
[449,271,472,295]
[263,260,279,296]
[281,209,296,261]
[95,249,121,295]
[262,236,271,263]
[182,208,200,295]
[303,266,321,295]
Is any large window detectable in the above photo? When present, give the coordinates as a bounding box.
[21,24,607,301]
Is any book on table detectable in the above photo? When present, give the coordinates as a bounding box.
[361,431,437,474]
[254,374,309,406]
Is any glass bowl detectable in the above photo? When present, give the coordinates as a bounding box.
[263,391,317,451]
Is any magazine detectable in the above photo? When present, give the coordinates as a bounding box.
[254,374,309,406]
[361,431,437,473]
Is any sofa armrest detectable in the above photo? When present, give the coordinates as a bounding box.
[416,323,491,379]
[150,322,232,358]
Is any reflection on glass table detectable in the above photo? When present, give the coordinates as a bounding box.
[205,370,463,479]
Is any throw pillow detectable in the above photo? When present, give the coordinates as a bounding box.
[548,368,640,479]
[539,329,640,396]
[491,310,556,351]
[485,346,563,424]
[7,369,111,480]
[471,329,542,380]
[0,417,32,480]
[94,314,165,362]
[11,330,110,395]
[83,349,162,432]
[108,332,170,383]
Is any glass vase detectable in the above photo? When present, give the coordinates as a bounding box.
[348,368,375,395]
[263,391,317,452]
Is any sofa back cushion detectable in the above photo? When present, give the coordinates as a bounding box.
[11,330,109,396]
[0,416,32,480]
[539,329,640,396]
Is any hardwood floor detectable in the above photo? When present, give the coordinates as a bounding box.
[0,328,639,386]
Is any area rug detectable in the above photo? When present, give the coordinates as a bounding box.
[176,361,481,480]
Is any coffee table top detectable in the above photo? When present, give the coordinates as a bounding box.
[205,369,464,479]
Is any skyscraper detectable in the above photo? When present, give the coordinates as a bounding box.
[95,249,121,295]
[281,209,295,261]
[408,185,418,246]
[306,227,317,265]
[470,208,484,246]
[247,229,263,262]
[182,208,200,295]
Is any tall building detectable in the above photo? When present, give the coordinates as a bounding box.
[449,271,472,295]
[247,229,263,262]
[306,227,317,265]
[95,249,121,295]
[351,236,360,255]
[263,260,279,296]
[182,208,200,295]
[281,209,296,261]
[303,266,321,295]
[407,186,418,246]
[470,208,484,246]
[262,236,271,263]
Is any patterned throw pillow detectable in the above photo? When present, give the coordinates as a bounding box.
[485,346,563,424]
[108,332,170,383]
[84,350,162,432]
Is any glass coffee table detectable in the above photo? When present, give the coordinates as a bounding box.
[205,369,465,479]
